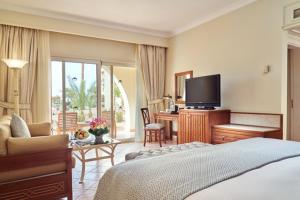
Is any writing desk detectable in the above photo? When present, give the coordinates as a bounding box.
[154,112,179,142]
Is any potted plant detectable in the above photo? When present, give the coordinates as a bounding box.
[88,117,109,144]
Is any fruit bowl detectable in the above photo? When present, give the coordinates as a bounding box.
[74,129,90,140]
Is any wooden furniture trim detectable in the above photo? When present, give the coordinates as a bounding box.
[154,112,179,121]
[0,148,73,200]
[0,148,72,171]
[213,124,281,133]
[141,108,151,125]
[0,173,68,200]
[175,70,193,104]
[213,127,268,136]
[212,127,282,144]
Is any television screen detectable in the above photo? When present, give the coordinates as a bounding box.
[185,74,220,108]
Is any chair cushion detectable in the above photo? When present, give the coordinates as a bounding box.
[10,114,31,138]
[145,123,164,129]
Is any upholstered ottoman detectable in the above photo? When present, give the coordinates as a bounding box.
[125,142,212,161]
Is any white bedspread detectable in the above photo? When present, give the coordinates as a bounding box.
[187,156,300,200]
[94,138,300,200]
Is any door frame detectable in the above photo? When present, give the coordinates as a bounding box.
[286,33,300,140]
[99,64,116,138]
[51,57,101,134]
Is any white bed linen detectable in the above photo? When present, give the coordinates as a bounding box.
[186,156,300,200]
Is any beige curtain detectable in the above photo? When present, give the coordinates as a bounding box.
[138,44,166,115]
[0,25,50,123]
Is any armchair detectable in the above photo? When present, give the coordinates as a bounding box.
[0,116,73,200]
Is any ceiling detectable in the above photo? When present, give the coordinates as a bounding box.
[0,0,255,37]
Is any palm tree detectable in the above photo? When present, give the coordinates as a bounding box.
[86,81,97,118]
[65,76,96,122]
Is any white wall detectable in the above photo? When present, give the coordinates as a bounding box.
[114,67,137,131]
[167,0,292,115]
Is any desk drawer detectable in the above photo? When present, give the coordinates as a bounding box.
[212,128,264,144]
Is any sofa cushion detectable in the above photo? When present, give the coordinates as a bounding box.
[0,119,11,156]
[7,134,69,156]
[28,122,51,137]
[10,114,31,138]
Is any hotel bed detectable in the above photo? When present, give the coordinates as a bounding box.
[94,138,300,200]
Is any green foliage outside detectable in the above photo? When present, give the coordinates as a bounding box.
[65,76,97,122]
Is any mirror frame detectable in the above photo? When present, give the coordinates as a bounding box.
[175,70,193,104]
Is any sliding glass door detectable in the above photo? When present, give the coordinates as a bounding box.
[51,60,99,134]
[100,65,115,138]
[101,65,136,139]
[51,60,136,139]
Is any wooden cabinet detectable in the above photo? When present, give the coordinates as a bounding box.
[212,127,264,144]
[212,124,282,144]
[178,109,230,144]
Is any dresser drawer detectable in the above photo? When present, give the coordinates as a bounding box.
[212,128,264,144]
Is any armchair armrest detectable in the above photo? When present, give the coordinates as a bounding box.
[28,122,52,137]
[7,134,69,156]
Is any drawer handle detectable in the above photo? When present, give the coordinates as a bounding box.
[222,136,226,141]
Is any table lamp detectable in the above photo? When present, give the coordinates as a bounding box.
[1,58,28,115]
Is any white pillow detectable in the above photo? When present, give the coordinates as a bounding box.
[10,114,31,138]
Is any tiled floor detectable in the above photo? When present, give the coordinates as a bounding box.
[72,140,177,200]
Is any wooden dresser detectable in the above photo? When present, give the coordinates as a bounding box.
[178,109,230,144]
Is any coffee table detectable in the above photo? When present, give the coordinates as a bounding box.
[71,138,121,183]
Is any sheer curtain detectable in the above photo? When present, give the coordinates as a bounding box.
[135,44,166,141]
[0,25,50,123]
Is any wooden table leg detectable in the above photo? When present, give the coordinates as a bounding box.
[95,148,99,159]
[164,121,172,140]
[110,144,117,166]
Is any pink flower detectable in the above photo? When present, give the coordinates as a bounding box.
[89,117,108,130]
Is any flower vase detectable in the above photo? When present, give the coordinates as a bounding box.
[94,135,105,144]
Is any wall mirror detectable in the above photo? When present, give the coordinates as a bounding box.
[175,70,193,104]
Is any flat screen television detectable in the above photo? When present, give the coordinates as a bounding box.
[185,74,220,109]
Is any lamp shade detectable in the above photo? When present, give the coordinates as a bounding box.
[1,59,28,69]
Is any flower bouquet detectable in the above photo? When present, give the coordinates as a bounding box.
[88,117,109,144]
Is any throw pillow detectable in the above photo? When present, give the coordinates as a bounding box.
[10,114,31,138]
